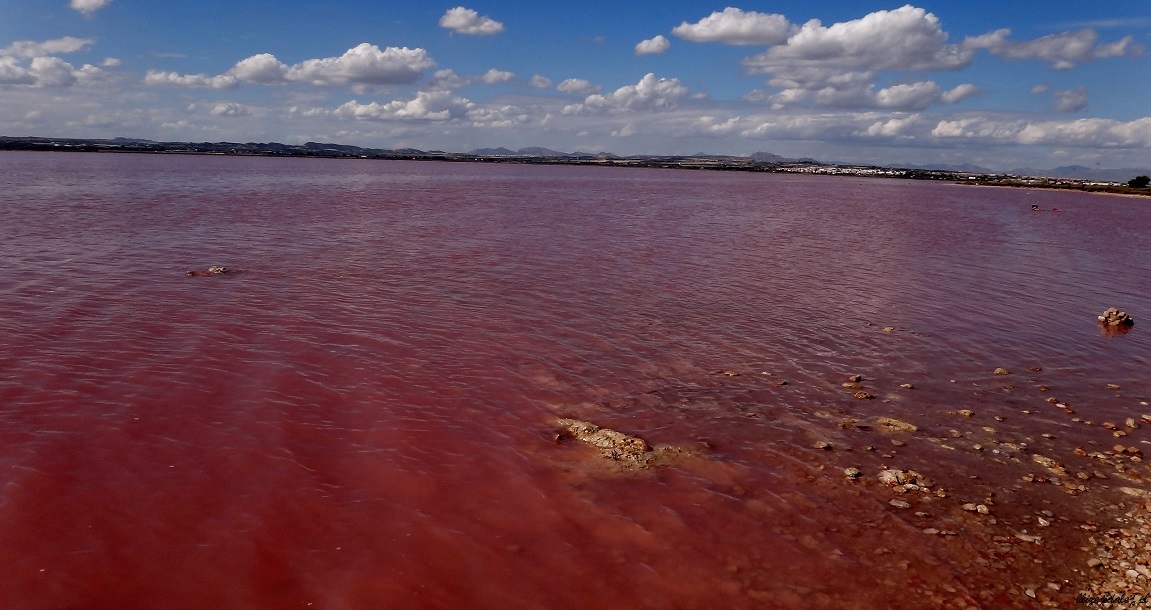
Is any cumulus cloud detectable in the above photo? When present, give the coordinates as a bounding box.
[439,7,505,35]
[0,54,105,88]
[672,8,793,45]
[480,68,515,84]
[229,53,288,84]
[860,114,927,138]
[424,67,514,91]
[738,6,984,112]
[928,115,1151,148]
[567,73,688,114]
[529,75,552,88]
[941,83,980,104]
[70,0,111,16]
[276,44,434,86]
[1030,84,1049,95]
[964,28,1142,69]
[1015,117,1151,147]
[1053,86,1088,112]
[744,6,972,82]
[145,44,434,89]
[144,70,238,89]
[1,37,93,58]
[556,78,600,95]
[210,102,250,117]
[428,68,469,91]
[874,82,942,110]
[336,90,474,121]
[635,35,671,55]
[467,104,530,128]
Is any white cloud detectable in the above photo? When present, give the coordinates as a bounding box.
[556,78,600,95]
[210,102,250,117]
[875,81,941,110]
[1015,117,1151,147]
[0,54,106,88]
[439,7,505,35]
[480,68,515,84]
[941,83,980,104]
[70,0,111,16]
[1,37,93,58]
[570,73,689,114]
[529,75,552,89]
[964,28,1143,69]
[101,57,121,67]
[336,91,474,121]
[926,115,1151,148]
[147,44,435,89]
[1030,84,1049,95]
[1053,86,1088,112]
[861,114,927,138]
[0,57,36,86]
[277,44,434,86]
[672,8,793,45]
[28,56,82,87]
[144,70,238,89]
[739,6,982,112]
[697,115,742,134]
[744,6,972,81]
[635,35,670,56]
[229,53,288,84]
[468,105,530,128]
[429,68,469,91]
[424,67,513,91]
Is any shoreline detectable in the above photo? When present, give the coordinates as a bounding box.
[3,136,1149,200]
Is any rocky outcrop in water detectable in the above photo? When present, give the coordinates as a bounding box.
[555,418,697,470]
[1098,307,1134,327]
[187,265,230,277]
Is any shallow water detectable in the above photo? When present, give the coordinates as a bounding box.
[1,151,1149,608]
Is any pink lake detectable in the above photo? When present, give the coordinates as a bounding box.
[1,151,1149,609]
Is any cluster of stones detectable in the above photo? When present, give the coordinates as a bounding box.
[1099,307,1135,327]
[877,468,938,494]
[1081,489,1151,601]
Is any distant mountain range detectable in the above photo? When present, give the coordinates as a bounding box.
[469,146,616,159]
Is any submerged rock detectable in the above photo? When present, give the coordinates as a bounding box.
[875,417,918,433]
[187,265,230,277]
[1098,307,1134,327]
[554,418,697,470]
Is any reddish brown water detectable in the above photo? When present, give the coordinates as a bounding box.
[1,151,1149,609]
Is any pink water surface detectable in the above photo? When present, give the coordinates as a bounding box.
[1,151,1149,608]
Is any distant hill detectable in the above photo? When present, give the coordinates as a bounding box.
[515,147,567,157]
[750,151,788,163]
[886,162,994,173]
[469,146,616,159]
[470,147,517,156]
[749,151,821,164]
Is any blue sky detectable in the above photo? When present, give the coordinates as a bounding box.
[2,1,1149,169]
